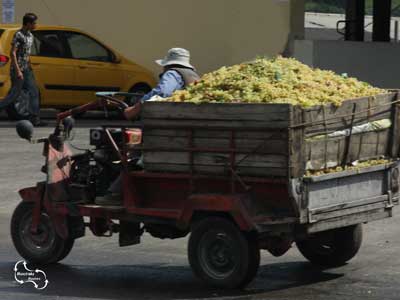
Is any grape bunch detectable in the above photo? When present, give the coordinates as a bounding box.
[168,57,386,107]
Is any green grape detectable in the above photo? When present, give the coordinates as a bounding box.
[305,159,390,177]
[166,57,386,107]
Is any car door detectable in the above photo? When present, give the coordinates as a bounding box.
[30,30,76,107]
[61,31,125,105]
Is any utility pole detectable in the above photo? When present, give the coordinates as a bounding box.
[373,0,392,42]
[345,0,365,41]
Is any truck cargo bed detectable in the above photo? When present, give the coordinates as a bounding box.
[141,92,399,178]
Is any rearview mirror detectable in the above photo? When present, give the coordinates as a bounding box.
[16,120,34,141]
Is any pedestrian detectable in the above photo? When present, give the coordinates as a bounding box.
[0,13,46,126]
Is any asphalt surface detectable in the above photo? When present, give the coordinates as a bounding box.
[0,111,399,300]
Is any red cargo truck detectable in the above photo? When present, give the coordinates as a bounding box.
[11,92,400,289]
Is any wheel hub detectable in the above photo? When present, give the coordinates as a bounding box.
[309,232,336,256]
[199,231,237,279]
[29,226,50,246]
[20,212,56,254]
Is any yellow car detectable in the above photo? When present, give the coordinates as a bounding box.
[0,24,156,119]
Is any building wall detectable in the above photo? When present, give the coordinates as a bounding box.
[7,0,298,75]
[294,39,400,88]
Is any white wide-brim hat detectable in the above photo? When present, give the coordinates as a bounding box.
[156,48,194,69]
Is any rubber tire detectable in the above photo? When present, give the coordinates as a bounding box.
[10,202,73,265]
[53,238,75,263]
[296,224,363,267]
[188,217,260,289]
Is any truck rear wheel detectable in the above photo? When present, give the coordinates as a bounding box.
[296,224,363,267]
[11,202,74,265]
[188,217,260,289]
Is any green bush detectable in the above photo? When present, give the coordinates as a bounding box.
[305,3,344,14]
[305,0,400,16]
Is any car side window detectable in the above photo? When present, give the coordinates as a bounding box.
[31,31,67,58]
[31,36,39,55]
[64,32,112,62]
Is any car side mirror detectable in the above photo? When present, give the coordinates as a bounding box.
[16,120,34,141]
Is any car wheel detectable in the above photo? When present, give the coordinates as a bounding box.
[127,83,151,106]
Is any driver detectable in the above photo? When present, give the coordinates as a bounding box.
[96,48,200,206]
[124,47,200,120]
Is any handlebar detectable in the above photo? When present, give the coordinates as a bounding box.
[96,94,129,110]
[57,92,141,122]
[95,92,144,99]
[18,92,142,145]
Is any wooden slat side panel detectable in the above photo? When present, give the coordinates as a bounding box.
[141,93,397,177]
[306,130,390,170]
[143,134,289,155]
[142,102,291,177]
[306,139,343,170]
[142,102,291,120]
[142,102,292,129]
[389,102,400,157]
[143,119,290,129]
[143,151,288,177]
[289,106,306,178]
[302,93,397,172]
[143,129,288,140]
[303,93,396,135]
[349,131,389,161]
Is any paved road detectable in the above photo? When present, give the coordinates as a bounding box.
[0,115,399,300]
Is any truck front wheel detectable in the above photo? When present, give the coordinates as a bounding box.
[11,202,74,265]
[188,217,260,289]
[296,224,363,267]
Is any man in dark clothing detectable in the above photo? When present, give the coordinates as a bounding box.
[0,13,45,126]
[124,48,200,120]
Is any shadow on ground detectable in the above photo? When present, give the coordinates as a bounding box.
[0,261,343,299]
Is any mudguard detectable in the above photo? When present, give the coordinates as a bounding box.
[19,183,44,203]
[178,194,255,231]
[18,183,70,240]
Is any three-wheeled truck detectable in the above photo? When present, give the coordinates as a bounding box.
[11,91,400,289]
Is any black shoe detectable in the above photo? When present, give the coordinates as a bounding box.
[35,121,48,127]
[95,193,122,206]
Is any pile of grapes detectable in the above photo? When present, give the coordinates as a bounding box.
[168,57,385,107]
[305,159,390,177]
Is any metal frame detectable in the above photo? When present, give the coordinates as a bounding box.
[16,94,400,242]
[300,162,399,233]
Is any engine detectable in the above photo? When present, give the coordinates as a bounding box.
[69,127,142,203]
